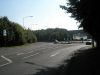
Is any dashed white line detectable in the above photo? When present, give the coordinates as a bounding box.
[0,55,12,67]
[26,51,34,54]
[50,52,60,57]
[17,53,24,55]
[17,51,34,56]
[23,53,39,59]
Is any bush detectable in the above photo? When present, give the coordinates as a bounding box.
[26,29,37,43]
[0,16,37,47]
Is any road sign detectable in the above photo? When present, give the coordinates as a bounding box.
[3,29,7,36]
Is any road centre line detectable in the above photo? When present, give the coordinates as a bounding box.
[26,51,34,54]
[23,53,39,59]
[17,53,24,55]
[0,55,12,67]
[50,52,60,57]
[17,51,34,56]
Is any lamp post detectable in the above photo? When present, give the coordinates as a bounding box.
[23,16,33,29]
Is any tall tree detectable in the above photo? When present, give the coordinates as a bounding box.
[34,28,70,42]
[0,17,37,47]
[60,0,98,46]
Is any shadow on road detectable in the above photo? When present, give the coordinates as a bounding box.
[32,46,99,75]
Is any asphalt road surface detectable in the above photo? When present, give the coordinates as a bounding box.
[0,42,91,75]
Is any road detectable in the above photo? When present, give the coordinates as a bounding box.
[0,42,90,75]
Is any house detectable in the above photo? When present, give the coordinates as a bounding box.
[73,33,87,40]
[69,30,88,41]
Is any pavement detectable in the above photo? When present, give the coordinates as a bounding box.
[0,42,91,75]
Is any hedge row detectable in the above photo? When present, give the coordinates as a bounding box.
[0,17,37,47]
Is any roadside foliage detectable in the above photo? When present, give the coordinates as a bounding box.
[34,28,72,42]
[0,16,37,47]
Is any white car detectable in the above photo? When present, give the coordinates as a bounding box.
[86,39,92,45]
[54,40,59,44]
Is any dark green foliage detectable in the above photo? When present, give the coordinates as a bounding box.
[60,0,99,45]
[60,0,98,28]
[0,16,37,47]
[60,0,81,21]
[34,28,70,42]
[59,1,100,75]
[25,29,37,43]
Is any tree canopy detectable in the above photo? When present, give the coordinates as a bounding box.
[34,28,71,42]
[60,0,100,45]
[61,1,96,20]
[0,16,37,47]
[60,0,99,29]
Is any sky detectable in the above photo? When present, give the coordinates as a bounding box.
[0,0,79,30]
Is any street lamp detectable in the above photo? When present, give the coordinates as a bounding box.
[23,16,33,29]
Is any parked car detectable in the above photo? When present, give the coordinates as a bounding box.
[54,40,59,44]
[86,39,92,45]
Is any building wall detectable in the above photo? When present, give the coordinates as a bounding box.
[73,34,87,40]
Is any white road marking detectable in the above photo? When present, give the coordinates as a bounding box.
[23,53,39,59]
[26,51,34,54]
[0,55,12,67]
[50,52,60,57]
[17,53,24,55]
[17,51,34,56]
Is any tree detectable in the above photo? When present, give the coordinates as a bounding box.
[0,16,37,47]
[26,29,37,43]
[56,1,100,75]
[34,28,70,42]
[60,0,98,47]
[60,0,96,26]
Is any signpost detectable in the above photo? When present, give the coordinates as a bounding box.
[3,29,7,36]
[3,29,7,46]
